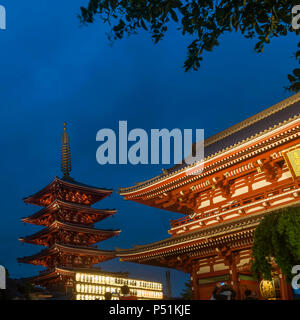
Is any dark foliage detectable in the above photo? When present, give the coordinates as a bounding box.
[79,0,300,92]
[251,207,300,283]
[180,280,193,300]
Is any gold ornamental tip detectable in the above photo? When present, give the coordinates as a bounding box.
[61,122,72,179]
[62,122,69,144]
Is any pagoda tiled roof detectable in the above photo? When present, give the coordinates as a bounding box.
[19,220,121,244]
[172,93,300,171]
[18,243,115,265]
[21,199,116,225]
[119,93,300,194]
[24,176,113,206]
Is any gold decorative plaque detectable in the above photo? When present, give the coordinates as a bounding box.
[282,147,300,179]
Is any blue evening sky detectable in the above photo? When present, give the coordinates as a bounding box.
[0,1,298,296]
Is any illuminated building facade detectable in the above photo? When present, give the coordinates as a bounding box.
[118,93,300,300]
[74,270,163,300]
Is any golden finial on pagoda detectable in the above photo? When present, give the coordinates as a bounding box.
[61,122,72,180]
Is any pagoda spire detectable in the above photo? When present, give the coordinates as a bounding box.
[61,122,72,180]
[19,125,120,293]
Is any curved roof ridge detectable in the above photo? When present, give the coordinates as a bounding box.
[19,220,121,242]
[204,92,300,147]
[24,176,113,205]
[21,199,117,222]
[119,93,300,194]
[18,243,115,263]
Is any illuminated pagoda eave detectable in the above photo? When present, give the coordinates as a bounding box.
[21,199,117,226]
[22,267,129,287]
[19,220,121,246]
[25,267,75,285]
[18,243,115,267]
[24,176,113,207]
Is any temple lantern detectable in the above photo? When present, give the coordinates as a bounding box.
[259,278,281,300]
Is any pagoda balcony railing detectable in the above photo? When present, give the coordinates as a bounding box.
[170,214,202,229]
[169,195,253,228]
[169,194,260,229]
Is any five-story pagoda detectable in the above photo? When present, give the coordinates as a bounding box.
[18,123,120,293]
